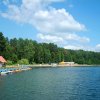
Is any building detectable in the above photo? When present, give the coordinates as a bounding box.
[0,56,7,68]
[59,61,75,66]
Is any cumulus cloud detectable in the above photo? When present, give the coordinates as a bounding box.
[95,44,100,52]
[64,44,95,51]
[33,8,85,33]
[64,33,90,43]
[64,45,84,50]
[96,44,100,48]
[0,0,90,50]
[1,0,85,32]
[37,33,64,43]
[38,33,90,44]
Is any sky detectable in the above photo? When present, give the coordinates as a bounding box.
[0,0,100,52]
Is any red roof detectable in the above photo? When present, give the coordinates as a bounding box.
[0,56,7,63]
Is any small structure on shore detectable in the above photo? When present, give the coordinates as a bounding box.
[0,56,7,68]
[51,63,58,67]
[59,61,75,66]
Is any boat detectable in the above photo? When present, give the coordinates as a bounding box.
[51,63,57,67]
[0,71,8,75]
[14,69,22,72]
[7,70,14,74]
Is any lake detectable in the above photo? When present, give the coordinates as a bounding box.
[0,66,100,100]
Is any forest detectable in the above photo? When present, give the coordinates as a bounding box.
[0,32,100,65]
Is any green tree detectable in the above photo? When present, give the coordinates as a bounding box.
[18,59,29,65]
[0,32,7,57]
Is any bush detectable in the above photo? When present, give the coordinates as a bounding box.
[7,60,13,65]
[32,62,36,64]
[17,59,29,65]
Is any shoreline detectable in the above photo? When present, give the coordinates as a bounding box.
[1,64,100,76]
[0,66,32,76]
[19,64,100,68]
[5,64,100,68]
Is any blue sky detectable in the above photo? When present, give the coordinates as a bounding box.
[0,0,100,51]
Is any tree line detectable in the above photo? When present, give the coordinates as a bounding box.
[0,32,100,65]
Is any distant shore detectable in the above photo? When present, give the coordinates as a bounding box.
[28,64,100,67]
[7,64,100,67]
[5,64,100,68]
[1,64,100,76]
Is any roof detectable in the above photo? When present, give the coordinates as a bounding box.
[0,56,7,63]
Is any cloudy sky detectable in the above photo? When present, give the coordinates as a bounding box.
[0,0,100,51]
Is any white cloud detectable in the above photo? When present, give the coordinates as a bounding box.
[33,8,85,33]
[37,33,90,45]
[0,0,91,50]
[64,45,84,50]
[95,44,100,52]
[37,33,64,43]
[1,1,85,33]
[22,0,64,9]
[96,44,100,48]
[64,33,90,43]
[64,45,95,51]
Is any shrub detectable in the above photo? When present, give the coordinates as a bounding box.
[17,59,29,65]
[7,60,13,65]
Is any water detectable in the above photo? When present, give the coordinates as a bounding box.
[0,66,100,100]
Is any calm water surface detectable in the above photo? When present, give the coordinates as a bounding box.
[0,66,100,100]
